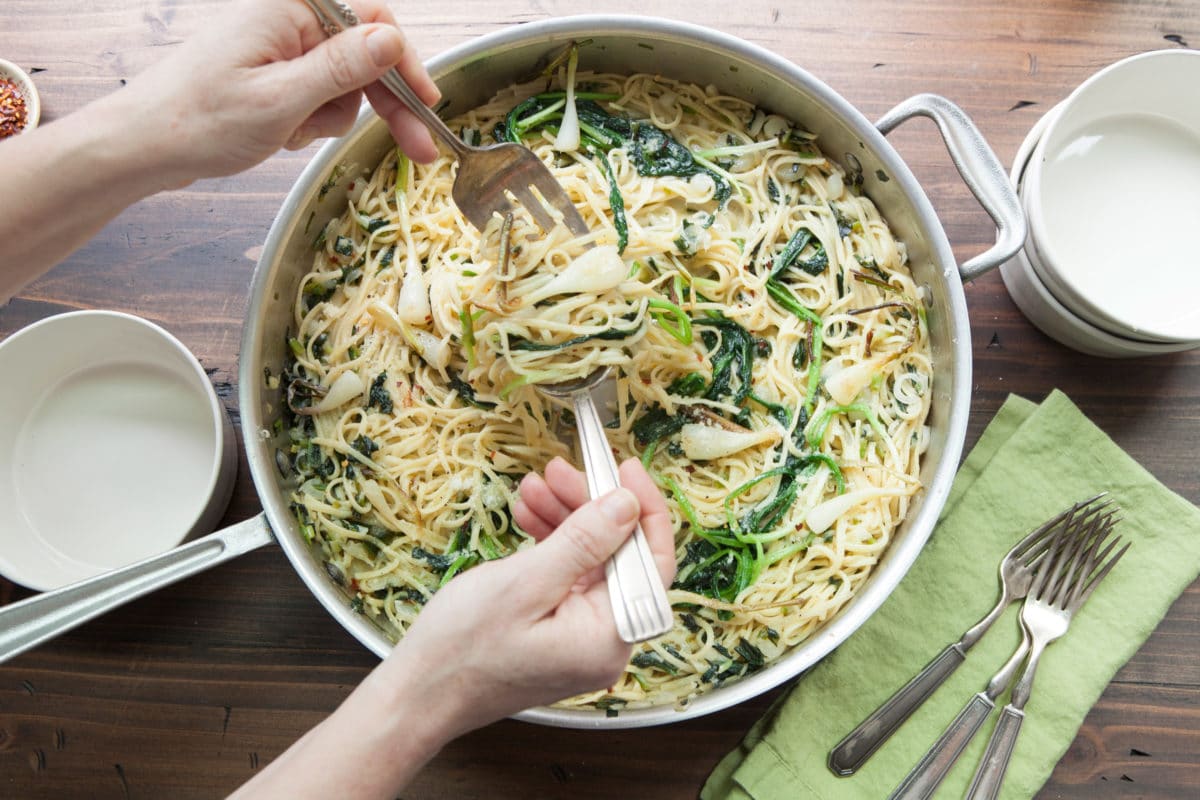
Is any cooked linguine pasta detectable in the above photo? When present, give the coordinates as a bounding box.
[281,63,932,714]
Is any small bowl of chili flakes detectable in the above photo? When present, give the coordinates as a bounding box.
[0,58,40,139]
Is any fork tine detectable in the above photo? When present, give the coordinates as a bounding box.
[510,184,558,233]
[1028,512,1078,599]
[1011,493,1107,562]
[528,171,591,236]
[1048,511,1110,607]
[1074,541,1130,609]
[1032,498,1103,602]
[1064,517,1121,606]
[1039,523,1084,605]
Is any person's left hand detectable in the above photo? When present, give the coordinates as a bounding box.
[124,0,441,189]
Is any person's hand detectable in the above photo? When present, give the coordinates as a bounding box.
[124,0,440,188]
[227,458,676,799]
[382,457,676,738]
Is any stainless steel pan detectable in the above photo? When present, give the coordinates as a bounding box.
[0,16,1023,729]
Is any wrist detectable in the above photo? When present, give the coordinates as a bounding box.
[367,640,476,753]
[86,86,198,194]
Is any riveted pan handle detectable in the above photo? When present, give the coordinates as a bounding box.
[877,94,1026,283]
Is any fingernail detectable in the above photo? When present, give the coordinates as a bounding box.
[366,28,403,68]
[599,489,638,525]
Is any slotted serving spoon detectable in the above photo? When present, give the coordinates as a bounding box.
[539,370,674,643]
[302,0,590,236]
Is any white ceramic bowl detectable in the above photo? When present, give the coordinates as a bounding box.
[1022,49,1200,344]
[0,311,237,590]
[1002,103,1199,358]
[0,57,41,134]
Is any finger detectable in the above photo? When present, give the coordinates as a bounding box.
[360,26,441,163]
[524,488,640,600]
[618,459,677,585]
[363,82,440,163]
[286,91,363,149]
[515,473,571,540]
[542,457,590,511]
[512,499,552,541]
[518,458,588,523]
[279,23,406,123]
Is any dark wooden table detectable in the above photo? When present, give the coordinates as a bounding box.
[2,1,1198,797]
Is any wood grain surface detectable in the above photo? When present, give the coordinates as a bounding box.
[2,1,1198,797]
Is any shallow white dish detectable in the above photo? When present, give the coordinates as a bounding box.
[1022,49,1200,344]
[1002,103,1198,358]
[0,311,236,590]
[1001,245,1196,358]
[0,57,41,134]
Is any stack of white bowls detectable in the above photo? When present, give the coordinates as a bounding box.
[1001,49,1200,357]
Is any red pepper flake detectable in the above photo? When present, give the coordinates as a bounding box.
[0,78,29,139]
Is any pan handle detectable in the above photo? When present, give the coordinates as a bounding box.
[876,93,1026,283]
[0,513,275,665]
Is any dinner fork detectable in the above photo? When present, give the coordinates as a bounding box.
[301,0,590,237]
[964,510,1129,799]
[828,494,1107,776]
[886,500,1119,799]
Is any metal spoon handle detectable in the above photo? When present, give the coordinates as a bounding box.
[572,390,673,643]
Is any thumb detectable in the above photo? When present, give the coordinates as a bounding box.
[526,488,640,599]
[283,24,406,117]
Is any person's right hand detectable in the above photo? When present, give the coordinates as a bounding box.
[380,457,677,740]
[228,460,677,800]
[123,0,441,189]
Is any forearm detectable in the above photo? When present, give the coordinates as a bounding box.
[0,87,185,304]
[228,643,469,800]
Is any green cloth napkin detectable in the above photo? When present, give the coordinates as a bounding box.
[702,390,1200,799]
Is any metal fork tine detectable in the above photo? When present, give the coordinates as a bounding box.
[529,171,591,236]
[1051,522,1089,604]
[1040,502,1099,603]
[1010,493,1102,560]
[1029,515,1076,599]
[1039,532,1078,606]
[1048,513,1105,607]
[510,184,558,232]
[1066,521,1120,604]
[1075,541,1130,608]
[528,169,573,209]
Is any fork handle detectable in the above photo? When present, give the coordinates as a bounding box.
[887,692,996,800]
[965,705,1025,800]
[572,390,673,644]
[300,0,469,158]
[829,643,966,775]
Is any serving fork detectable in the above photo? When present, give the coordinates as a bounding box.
[829,494,1108,775]
[301,0,590,237]
[888,500,1127,800]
